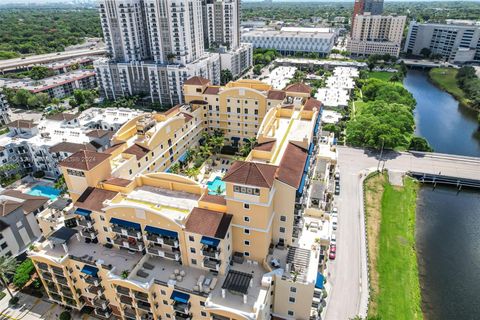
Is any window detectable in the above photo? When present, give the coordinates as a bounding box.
[189,235,194,242]
[100,216,105,221]
[244,216,250,222]
[161,290,166,295]
[289,297,295,303]
[288,311,294,316]
[280,227,285,233]
[165,313,171,318]
[233,185,260,196]
[103,227,108,232]
[201,311,207,316]
[244,203,250,209]
[200,301,205,307]
[227,107,231,112]
[280,215,286,222]
[290,287,297,293]
[190,248,196,254]
[5,251,11,257]
[244,240,250,246]
[244,251,250,257]
[129,169,133,175]
[244,229,250,235]
[0,242,7,250]
[191,259,197,265]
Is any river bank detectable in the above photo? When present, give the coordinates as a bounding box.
[364,172,423,320]
[428,68,474,110]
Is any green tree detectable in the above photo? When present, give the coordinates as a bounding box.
[253,65,262,75]
[0,256,19,298]
[27,95,41,108]
[36,92,51,107]
[408,136,433,152]
[169,162,181,174]
[73,90,86,105]
[13,259,35,289]
[59,311,71,320]
[420,47,432,58]
[29,66,54,80]
[240,137,257,156]
[220,69,233,85]
[12,89,32,107]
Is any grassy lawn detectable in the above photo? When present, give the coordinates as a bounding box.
[368,71,393,81]
[364,173,423,320]
[429,68,470,106]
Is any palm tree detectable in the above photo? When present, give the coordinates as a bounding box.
[199,144,213,158]
[0,256,19,298]
[211,136,224,155]
[240,137,257,157]
[185,167,200,180]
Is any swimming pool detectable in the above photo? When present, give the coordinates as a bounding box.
[27,185,61,200]
[207,176,226,195]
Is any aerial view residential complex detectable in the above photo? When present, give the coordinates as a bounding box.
[0,0,479,320]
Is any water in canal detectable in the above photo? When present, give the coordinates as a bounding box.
[416,186,480,320]
[403,70,480,157]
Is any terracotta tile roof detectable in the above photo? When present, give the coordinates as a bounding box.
[104,177,132,187]
[59,150,110,171]
[104,142,126,154]
[184,76,211,86]
[203,86,221,95]
[7,119,36,129]
[284,83,312,94]
[86,129,110,138]
[181,112,193,123]
[304,97,322,111]
[254,140,276,152]
[46,113,79,122]
[0,190,49,217]
[49,142,96,154]
[267,90,286,100]
[123,143,150,160]
[276,143,308,189]
[75,187,118,212]
[164,105,180,116]
[223,161,278,188]
[185,207,232,239]
[199,193,227,206]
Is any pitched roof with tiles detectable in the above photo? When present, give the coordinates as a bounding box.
[7,119,36,129]
[46,113,79,122]
[59,150,111,171]
[303,97,322,111]
[204,86,221,95]
[86,129,110,138]
[49,141,96,154]
[104,142,126,154]
[267,90,286,100]
[284,83,312,94]
[276,143,308,189]
[103,177,132,188]
[223,161,278,188]
[0,190,49,217]
[199,193,227,206]
[74,187,118,212]
[254,140,276,152]
[184,76,211,86]
[123,143,150,160]
[185,207,232,239]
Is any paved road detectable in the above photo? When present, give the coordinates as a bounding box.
[0,48,106,72]
[325,147,480,320]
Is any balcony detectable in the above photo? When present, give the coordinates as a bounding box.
[174,311,192,320]
[116,285,130,296]
[93,296,108,309]
[202,246,221,259]
[86,284,104,296]
[137,301,151,311]
[145,234,179,248]
[42,272,53,281]
[111,225,142,239]
[37,263,48,271]
[51,266,64,276]
[60,289,74,298]
[120,295,133,306]
[78,218,94,228]
[79,228,98,239]
[113,235,144,251]
[134,291,149,302]
[94,307,112,318]
[124,307,137,319]
[172,301,190,314]
[202,258,221,271]
[55,275,69,285]
[146,244,180,261]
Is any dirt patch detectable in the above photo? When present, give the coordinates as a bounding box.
[364,172,386,316]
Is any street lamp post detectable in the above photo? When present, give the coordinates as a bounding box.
[377,138,385,172]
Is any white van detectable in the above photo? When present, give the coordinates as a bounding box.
[332,217,338,230]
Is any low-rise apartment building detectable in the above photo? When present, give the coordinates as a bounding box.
[0,70,97,99]
[241,27,336,56]
[0,91,10,126]
[1,108,142,179]
[29,77,329,320]
[0,189,48,257]
[347,13,406,57]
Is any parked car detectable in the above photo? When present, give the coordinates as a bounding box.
[332,217,338,230]
[334,172,340,181]
[331,233,336,245]
[335,183,340,195]
[331,207,338,216]
[329,251,336,260]
[330,244,336,253]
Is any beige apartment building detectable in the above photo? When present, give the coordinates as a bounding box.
[347,13,407,57]
[29,77,329,320]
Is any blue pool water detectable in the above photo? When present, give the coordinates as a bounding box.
[207,177,226,195]
[27,185,61,200]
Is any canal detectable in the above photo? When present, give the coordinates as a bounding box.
[403,69,480,157]
[404,70,480,320]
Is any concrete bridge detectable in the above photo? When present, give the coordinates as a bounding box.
[408,171,480,189]
[401,58,456,69]
[0,47,107,73]
[325,147,480,320]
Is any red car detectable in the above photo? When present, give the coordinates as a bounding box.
[330,245,336,253]
[329,251,336,260]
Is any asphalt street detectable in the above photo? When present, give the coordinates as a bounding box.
[324,147,480,320]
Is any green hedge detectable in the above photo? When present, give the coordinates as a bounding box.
[13,259,35,288]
